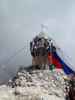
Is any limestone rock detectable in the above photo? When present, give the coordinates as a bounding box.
[0,66,66,100]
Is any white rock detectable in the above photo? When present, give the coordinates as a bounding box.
[0,69,66,100]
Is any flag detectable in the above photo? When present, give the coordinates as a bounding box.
[53,51,75,74]
[48,52,62,69]
[48,51,75,74]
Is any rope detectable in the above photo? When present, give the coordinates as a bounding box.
[3,46,26,65]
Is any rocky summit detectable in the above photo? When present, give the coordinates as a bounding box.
[0,65,66,100]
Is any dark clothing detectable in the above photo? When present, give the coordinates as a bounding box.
[69,87,75,100]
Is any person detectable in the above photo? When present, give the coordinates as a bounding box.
[68,73,75,100]
[65,87,70,100]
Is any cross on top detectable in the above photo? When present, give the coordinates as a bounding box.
[41,24,48,33]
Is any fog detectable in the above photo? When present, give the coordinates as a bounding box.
[0,0,75,83]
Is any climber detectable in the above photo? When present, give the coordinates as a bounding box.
[68,73,75,100]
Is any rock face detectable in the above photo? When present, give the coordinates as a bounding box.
[0,66,66,100]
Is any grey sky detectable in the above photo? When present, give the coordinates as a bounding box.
[0,0,75,82]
